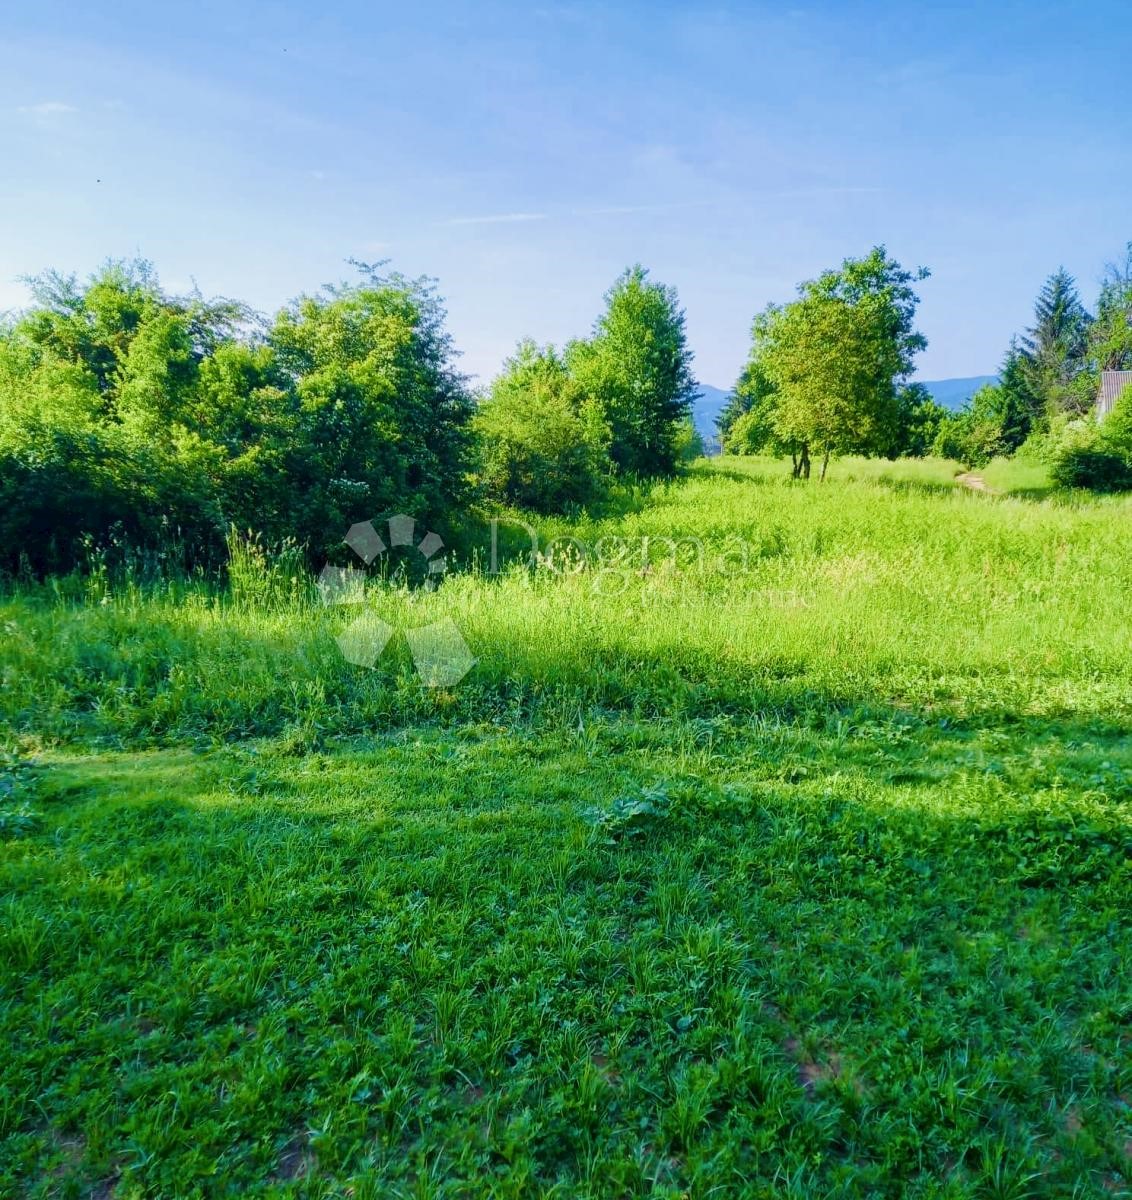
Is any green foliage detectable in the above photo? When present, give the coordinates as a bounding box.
[890,383,949,457]
[1099,380,1132,457]
[474,340,610,512]
[1020,267,1093,416]
[1049,440,1132,492]
[1,461,1130,1195]
[1088,243,1132,371]
[719,359,782,455]
[1018,390,1132,494]
[996,340,1046,448]
[931,356,1045,468]
[567,265,697,478]
[671,415,704,464]
[268,265,474,549]
[732,247,928,477]
[0,261,474,572]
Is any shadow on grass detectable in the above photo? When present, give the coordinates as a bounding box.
[2,708,1129,1196]
[996,484,1060,501]
[869,477,961,500]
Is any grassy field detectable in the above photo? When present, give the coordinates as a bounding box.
[1,458,1129,1197]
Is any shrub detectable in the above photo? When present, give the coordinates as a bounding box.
[1100,383,1132,458]
[1048,422,1132,492]
[0,261,475,573]
[475,340,610,513]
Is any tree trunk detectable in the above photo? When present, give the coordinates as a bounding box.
[799,443,811,479]
[820,450,831,482]
[791,450,800,479]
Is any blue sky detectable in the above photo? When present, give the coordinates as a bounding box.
[2,0,1129,387]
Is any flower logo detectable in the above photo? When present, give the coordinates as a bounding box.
[318,515,475,687]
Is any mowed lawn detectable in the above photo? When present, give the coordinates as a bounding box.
[1,459,1129,1197]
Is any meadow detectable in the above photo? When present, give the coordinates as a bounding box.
[0,457,1129,1198]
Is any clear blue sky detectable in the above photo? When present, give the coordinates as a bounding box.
[2,1,1129,387]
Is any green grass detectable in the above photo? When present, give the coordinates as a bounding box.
[1,458,1129,1197]
[979,457,1056,498]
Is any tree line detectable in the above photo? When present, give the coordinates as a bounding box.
[717,243,1132,490]
[4,242,1129,576]
[931,248,1132,490]
[0,260,702,574]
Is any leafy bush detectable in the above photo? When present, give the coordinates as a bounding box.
[1100,382,1132,458]
[1037,406,1132,493]
[0,261,474,573]
[931,409,1004,467]
[1049,442,1132,491]
[474,341,610,513]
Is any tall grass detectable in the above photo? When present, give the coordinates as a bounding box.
[2,458,1130,747]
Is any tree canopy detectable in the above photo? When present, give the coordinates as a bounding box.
[566,265,697,478]
[474,340,610,513]
[0,261,473,573]
[727,247,929,477]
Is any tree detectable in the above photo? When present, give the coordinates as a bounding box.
[474,340,610,512]
[269,264,474,551]
[1090,243,1132,372]
[0,260,476,572]
[995,339,1044,449]
[1100,380,1132,458]
[735,247,929,479]
[1020,268,1093,415]
[891,383,950,458]
[718,358,781,454]
[567,265,697,478]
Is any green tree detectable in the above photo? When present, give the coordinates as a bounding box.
[474,340,610,512]
[0,262,238,569]
[995,340,1044,448]
[1100,380,1132,458]
[269,264,474,551]
[0,260,476,572]
[891,383,950,457]
[1020,268,1093,415]
[1090,243,1132,371]
[718,358,780,454]
[568,265,697,478]
[738,247,928,479]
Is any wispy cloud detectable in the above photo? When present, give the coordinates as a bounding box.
[17,101,78,117]
[442,212,548,226]
[572,200,716,217]
[442,203,710,227]
[439,190,871,233]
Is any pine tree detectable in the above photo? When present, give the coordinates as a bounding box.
[997,339,1045,449]
[1020,268,1092,413]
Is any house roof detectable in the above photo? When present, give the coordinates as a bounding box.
[1098,370,1132,415]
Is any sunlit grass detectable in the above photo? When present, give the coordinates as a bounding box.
[3,457,1130,746]
[980,454,1056,496]
[1,457,1129,1195]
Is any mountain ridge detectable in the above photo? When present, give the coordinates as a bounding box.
[691,375,999,443]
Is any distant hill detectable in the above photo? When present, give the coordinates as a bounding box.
[692,383,730,449]
[920,376,998,411]
[691,376,998,450]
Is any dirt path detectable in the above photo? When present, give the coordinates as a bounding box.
[955,472,992,493]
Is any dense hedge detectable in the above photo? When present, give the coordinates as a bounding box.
[0,262,474,574]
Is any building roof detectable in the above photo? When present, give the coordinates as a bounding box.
[1098,370,1132,417]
